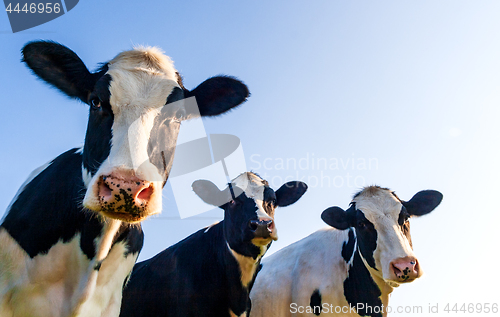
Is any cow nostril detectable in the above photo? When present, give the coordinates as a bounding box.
[265,220,274,230]
[99,180,112,198]
[136,185,153,201]
[249,221,258,231]
[392,263,402,276]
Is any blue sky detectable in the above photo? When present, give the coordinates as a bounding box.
[1,1,499,315]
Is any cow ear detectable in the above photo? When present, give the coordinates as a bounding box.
[275,181,308,207]
[403,190,443,216]
[185,76,249,117]
[22,41,96,103]
[192,180,230,207]
[321,206,353,230]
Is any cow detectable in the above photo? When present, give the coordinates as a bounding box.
[0,41,249,317]
[119,172,308,317]
[249,185,443,317]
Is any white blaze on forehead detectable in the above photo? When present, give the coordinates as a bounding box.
[104,47,180,179]
[353,187,402,221]
[353,186,415,279]
[231,172,271,219]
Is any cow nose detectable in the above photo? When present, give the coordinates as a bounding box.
[249,219,274,239]
[98,173,153,212]
[390,256,420,281]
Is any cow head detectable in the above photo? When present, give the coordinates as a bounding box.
[192,172,307,258]
[22,41,249,223]
[321,186,442,286]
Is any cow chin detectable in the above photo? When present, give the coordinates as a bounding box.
[383,268,423,286]
[384,276,417,288]
[251,237,273,246]
[99,209,155,223]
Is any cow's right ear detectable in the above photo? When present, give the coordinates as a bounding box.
[22,41,96,103]
[192,180,230,207]
[321,206,353,230]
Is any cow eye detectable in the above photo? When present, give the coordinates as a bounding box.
[90,98,101,110]
[398,212,411,225]
[173,108,186,122]
[357,221,366,229]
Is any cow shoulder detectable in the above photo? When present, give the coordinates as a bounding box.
[1,149,89,258]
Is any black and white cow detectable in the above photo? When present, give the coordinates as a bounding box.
[250,186,443,317]
[119,172,308,317]
[0,41,249,317]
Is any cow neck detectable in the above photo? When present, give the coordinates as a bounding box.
[222,217,269,290]
[226,242,266,289]
[70,219,123,314]
[216,221,267,316]
[357,249,394,310]
[224,242,262,317]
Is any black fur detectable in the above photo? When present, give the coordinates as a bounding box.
[275,181,308,207]
[398,206,412,248]
[22,41,95,102]
[343,251,383,317]
[185,75,250,117]
[402,190,443,216]
[82,74,113,175]
[341,228,355,263]
[310,289,322,316]
[165,87,184,105]
[120,222,258,317]
[321,204,356,230]
[354,210,378,270]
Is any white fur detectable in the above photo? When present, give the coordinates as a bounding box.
[82,165,93,188]
[232,173,274,220]
[250,228,355,317]
[0,222,137,317]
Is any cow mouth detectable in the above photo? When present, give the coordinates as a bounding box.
[385,275,418,286]
[251,237,275,246]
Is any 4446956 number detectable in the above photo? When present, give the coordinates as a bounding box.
[5,3,61,14]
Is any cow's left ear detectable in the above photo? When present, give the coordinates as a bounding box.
[192,180,231,207]
[275,182,308,207]
[403,190,443,216]
[184,76,249,117]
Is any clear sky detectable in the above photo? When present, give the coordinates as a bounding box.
[1,1,499,315]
